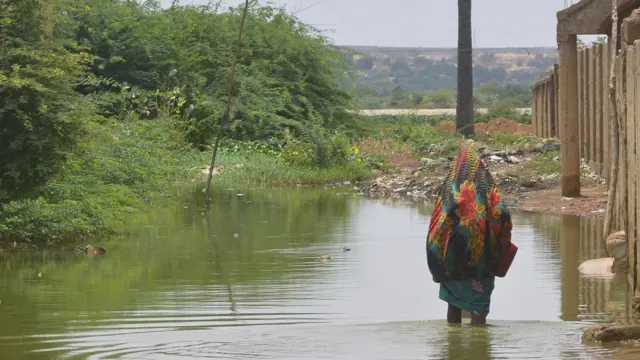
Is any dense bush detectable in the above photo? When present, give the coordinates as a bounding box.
[55,0,355,148]
[0,0,365,244]
[0,118,202,243]
[0,0,88,201]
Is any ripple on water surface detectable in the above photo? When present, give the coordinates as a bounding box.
[22,321,640,359]
[0,190,639,359]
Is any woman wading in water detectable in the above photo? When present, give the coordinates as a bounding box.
[426,146,514,325]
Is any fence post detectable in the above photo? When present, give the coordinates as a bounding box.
[579,49,586,160]
[558,34,580,197]
[538,83,544,136]
[603,41,611,184]
[595,43,604,175]
[588,46,596,169]
[551,65,558,137]
[626,43,637,292]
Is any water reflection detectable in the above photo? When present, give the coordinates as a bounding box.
[441,326,491,359]
[560,214,580,321]
[0,187,638,359]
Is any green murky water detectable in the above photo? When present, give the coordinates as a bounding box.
[0,186,639,359]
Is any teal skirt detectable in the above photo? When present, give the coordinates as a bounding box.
[439,277,495,316]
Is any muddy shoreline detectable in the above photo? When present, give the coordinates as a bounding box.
[357,147,608,218]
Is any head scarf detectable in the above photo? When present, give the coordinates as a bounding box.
[426,147,512,282]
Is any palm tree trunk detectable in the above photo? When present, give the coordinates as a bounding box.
[456,0,474,136]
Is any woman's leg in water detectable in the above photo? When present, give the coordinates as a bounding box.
[470,312,487,326]
[447,303,462,323]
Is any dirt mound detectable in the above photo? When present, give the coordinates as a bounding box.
[439,118,533,135]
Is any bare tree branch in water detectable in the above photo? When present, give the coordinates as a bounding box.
[604,0,619,242]
[203,0,250,209]
[204,207,237,313]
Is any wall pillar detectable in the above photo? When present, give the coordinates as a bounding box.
[558,33,581,197]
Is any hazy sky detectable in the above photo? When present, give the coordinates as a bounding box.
[162,0,598,48]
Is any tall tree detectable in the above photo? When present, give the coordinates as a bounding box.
[456,0,474,136]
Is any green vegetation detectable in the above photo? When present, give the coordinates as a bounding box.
[0,118,202,243]
[511,150,561,177]
[354,81,533,110]
[502,148,561,181]
[214,138,370,185]
[0,0,541,246]
[345,45,556,109]
[353,114,536,165]
[0,0,370,245]
[354,114,563,188]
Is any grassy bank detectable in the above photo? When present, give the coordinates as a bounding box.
[0,117,371,246]
[353,114,536,158]
[0,112,542,246]
[350,113,562,181]
[0,118,200,244]
[216,152,369,185]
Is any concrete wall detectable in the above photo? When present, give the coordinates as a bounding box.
[531,38,640,293]
[531,65,559,139]
[531,41,611,180]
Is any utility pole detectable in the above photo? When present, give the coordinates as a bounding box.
[473,27,476,48]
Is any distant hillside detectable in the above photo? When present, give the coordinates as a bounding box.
[341,45,558,109]
[343,46,558,92]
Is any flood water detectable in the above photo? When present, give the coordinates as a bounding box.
[0,186,639,359]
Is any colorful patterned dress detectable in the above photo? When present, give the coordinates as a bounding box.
[426,147,512,316]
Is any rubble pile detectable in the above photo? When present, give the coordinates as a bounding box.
[358,139,565,204]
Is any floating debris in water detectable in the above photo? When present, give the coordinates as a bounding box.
[233,233,239,238]
[320,255,331,261]
[76,244,107,256]
[37,273,42,278]
[343,247,351,252]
